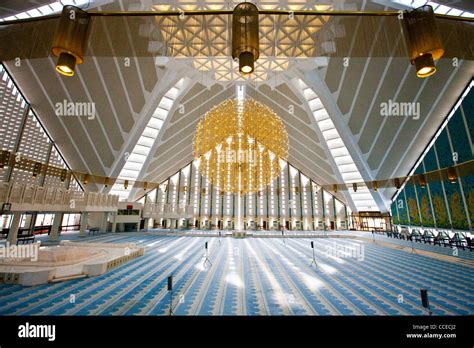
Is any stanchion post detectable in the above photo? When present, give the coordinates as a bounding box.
[168,275,174,316]
[420,289,432,316]
[310,241,317,268]
[203,241,212,268]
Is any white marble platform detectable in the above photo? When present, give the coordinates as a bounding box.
[0,241,145,286]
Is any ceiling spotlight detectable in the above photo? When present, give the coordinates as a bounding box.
[372,181,378,192]
[414,53,436,78]
[83,173,89,185]
[51,5,90,77]
[352,183,357,192]
[239,51,254,74]
[333,184,338,193]
[124,180,129,190]
[56,52,76,77]
[232,2,259,74]
[394,178,401,189]
[447,167,457,184]
[418,174,427,188]
[403,5,444,78]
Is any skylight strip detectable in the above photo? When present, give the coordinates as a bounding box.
[297,78,378,211]
[434,4,450,14]
[412,0,426,7]
[388,0,471,18]
[110,78,187,201]
[0,0,92,22]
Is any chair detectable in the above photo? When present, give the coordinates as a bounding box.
[400,227,410,240]
[0,228,8,239]
[411,229,423,242]
[434,231,450,247]
[88,227,100,236]
[465,237,473,251]
[422,229,435,244]
[450,232,468,250]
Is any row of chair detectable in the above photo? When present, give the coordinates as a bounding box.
[387,226,473,251]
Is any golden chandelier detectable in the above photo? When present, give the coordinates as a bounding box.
[194,98,288,194]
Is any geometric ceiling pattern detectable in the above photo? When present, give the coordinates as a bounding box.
[151,9,329,82]
[191,56,290,82]
[154,11,329,58]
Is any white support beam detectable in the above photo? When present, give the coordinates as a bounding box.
[297,72,387,212]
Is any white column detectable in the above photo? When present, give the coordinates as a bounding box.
[49,212,62,242]
[100,212,108,232]
[79,212,89,237]
[7,212,22,245]
[111,212,117,232]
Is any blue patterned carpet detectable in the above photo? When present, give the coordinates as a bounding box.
[0,232,472,315]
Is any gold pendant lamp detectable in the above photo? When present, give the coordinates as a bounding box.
[51,5,91,77]
[232,2,259,74]
[403,5,444,78]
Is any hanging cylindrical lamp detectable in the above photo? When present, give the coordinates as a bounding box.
[403,5,444,78]
[232,2,259,74]
[51,5,91,77]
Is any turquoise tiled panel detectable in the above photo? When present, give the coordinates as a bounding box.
[462,91,474,145]
[435,129,453,168]
[415,183,435,227]
[461,174,474,225]
[423,146,438,172]
[391,204,399,224]
[391,83,473,230]
[448,109,473,163]
[396,191,409,225]
[443,180,468,230]
[404,183,421,226]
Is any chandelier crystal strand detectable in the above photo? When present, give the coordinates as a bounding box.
[194,98,288,195]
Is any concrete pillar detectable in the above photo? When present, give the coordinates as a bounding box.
[7,212,22,245]
[149,218,154,230]
[49,212,62,242]
[79,212,89,237]
[111,213,117,232]
[100,212,108,232]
